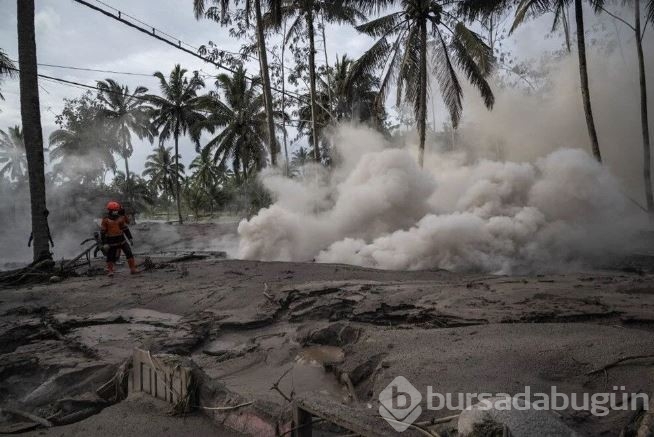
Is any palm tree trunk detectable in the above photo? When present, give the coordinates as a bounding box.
[174,134,183,224]
[123,155,136,223]
[321,13,333,113]
[636,0,653,214]
[575,0,602,162]
[281,20,290,176]
[124,154,131,202]
[17,0,51,262]
[307,10,321,162]
[254,0,277,167]
[417,18,428,168]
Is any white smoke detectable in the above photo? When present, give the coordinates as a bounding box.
[237,124,647,274]
[237,36,654,274]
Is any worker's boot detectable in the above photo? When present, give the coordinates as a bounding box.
[127,258,139,275]
[106,262,114,277]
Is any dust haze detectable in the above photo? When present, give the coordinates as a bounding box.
[2,14,653,274]
[238,41,653,274]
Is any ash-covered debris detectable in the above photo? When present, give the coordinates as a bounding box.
[1,260,654,436]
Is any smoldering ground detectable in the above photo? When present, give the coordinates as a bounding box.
[0,162,113,267]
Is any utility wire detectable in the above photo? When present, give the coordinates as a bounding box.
[71,0,306,103]
[9,66,156,102]
[9,66,308,126]
[90,0,307,78]
[8,57,157,78]
[36,62,156,77]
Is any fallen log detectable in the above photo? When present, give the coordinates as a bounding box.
[0,259,55,286]
[0,243,101,287]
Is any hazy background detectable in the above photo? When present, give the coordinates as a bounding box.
[1,0,653,271]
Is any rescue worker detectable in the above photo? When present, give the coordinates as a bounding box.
[101,201,138,276]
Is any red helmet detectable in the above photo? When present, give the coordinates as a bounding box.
[106,201,121,211]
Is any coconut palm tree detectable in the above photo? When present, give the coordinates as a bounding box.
[291,145,311,167]
[142,145,185,205]
[188,150,225,216]
[594,0,652,212]
[638,0,653,214]
[148,65,206,224]
[0,125,27,181]
[274,0,365,162]
[508,0,605,162]
[111,171,156,214]
[96,79,154,203]
[17,0,51,261]
[49,94,116,184]
[193,0,280,166]
[296,86,331,159]
[322,55,386,123]
[189,149,226,191]
[0,48,16,101]
[194,66,283,182]
[294,55,386,161]
[353,0,495,167]
[48,125,115,184]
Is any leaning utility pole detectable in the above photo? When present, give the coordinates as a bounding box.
[17,0,52,262]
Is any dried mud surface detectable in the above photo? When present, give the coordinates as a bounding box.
[2,239,654,435]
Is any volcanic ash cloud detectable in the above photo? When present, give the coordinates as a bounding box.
[237,125,646,274]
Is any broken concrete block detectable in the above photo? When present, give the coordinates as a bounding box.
[130,348,192,409]
[457,396,579,437]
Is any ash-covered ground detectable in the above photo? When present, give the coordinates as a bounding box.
[1,222,654,436]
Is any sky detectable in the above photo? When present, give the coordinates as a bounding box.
[0,0,376,176]
[0,0,624,179]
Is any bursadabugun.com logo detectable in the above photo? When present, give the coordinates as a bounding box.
[378,376,423,432]
[378,376,649,433]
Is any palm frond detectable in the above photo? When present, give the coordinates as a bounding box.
[511,0,556,34]
[452,22,495,76]
[450,25,495,111]
[355,11,404,37]
[458,0,514,21]
[433,31,463,128]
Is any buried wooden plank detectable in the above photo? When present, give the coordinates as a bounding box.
[292,406,314,437]
[130,348,192,410]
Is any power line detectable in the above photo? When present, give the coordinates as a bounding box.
[8,57,157,78]
[88,0,296,75]
[36,62,156,78]
[9,66,157,102]
[91,0,257,61]
[92,0,203,53]
[9,66,308,126]
[71,0,306,104]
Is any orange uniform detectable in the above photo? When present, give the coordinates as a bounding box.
[101,215,130,245]
[102,201,137,275]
